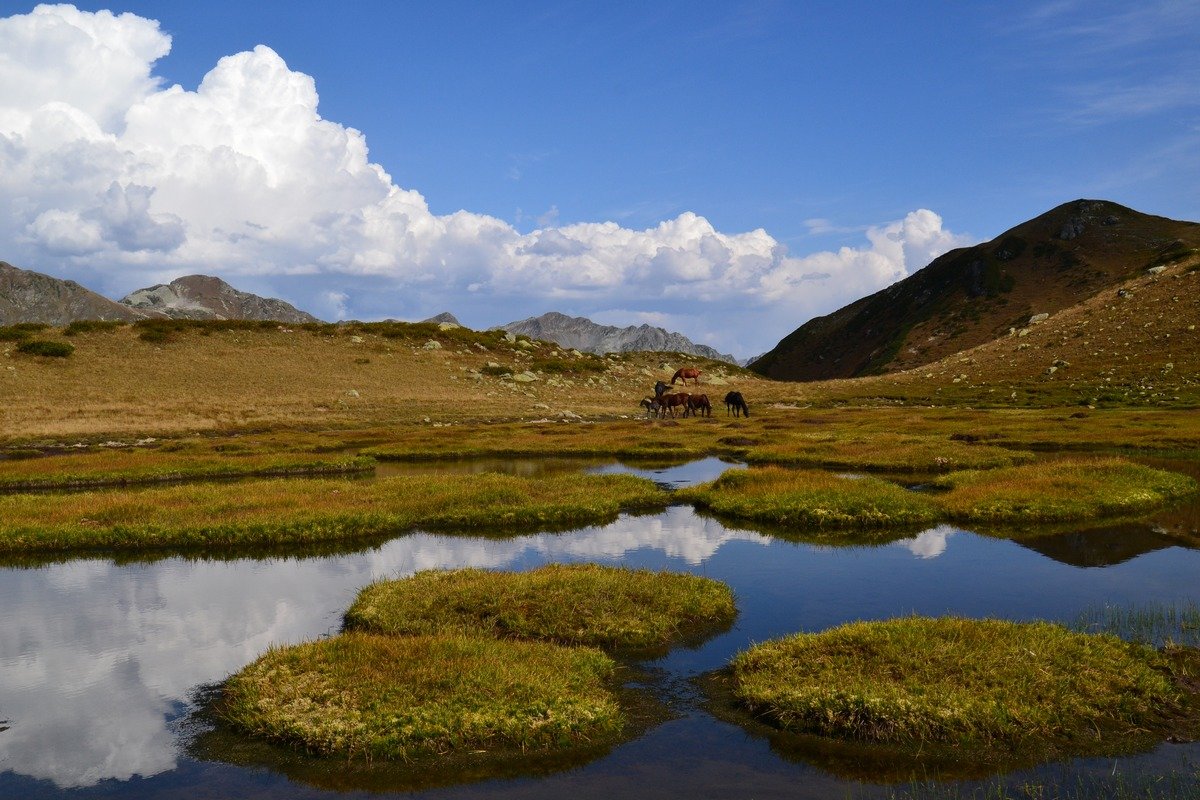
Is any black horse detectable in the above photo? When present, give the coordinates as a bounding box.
[724,391,749,417]
[654,380,669,398]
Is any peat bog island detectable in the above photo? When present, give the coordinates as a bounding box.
[3,5,1200,799]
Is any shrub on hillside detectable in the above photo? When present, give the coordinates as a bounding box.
[64,320,125,336]
[16,339,74,358]
[0,323,49,341]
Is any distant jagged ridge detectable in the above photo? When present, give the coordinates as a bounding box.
[120,274,319,323]
[501,311,737,363]
[1,261,147,325]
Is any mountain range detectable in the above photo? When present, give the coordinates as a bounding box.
[5,198,1198,378]
[500,311,739,364]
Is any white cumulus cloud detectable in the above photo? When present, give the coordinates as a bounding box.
[0,4,974,356]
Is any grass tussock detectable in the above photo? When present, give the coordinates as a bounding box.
[218,632,622,761]
[935,458,1198,522]
[729,616,1192,756]
[678,467,940,529]
[345,564,736,654]
[0,451,374,491]
[0,471,667,554]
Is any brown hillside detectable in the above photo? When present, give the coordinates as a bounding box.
[820,248,1200,409]
[751,200,1200,381]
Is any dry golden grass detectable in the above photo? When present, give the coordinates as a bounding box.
[0,325,766,441]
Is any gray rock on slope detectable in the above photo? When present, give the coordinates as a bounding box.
[120,274,319,323]
[501,311,737,363]
[0,261,148,325]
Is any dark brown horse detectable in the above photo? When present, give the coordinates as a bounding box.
[658,392,691,418]
[671,367,701,386]
[686,393,712,417]
[724,391,749,417]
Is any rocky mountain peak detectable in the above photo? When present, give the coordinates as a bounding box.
[119,274,319,323]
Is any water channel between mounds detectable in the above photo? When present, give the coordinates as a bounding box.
[2,456,1199,798]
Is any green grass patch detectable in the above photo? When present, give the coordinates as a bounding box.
[934,458,1198,523]
[0,452,374,491]
[726,616,1197,759]
[218,632,622,761]
[678,467,939,529]
[0,471,668,554]
[345,564,736,655]
[15,339,74,358]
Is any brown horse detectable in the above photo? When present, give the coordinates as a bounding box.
[658,392,691,418]
[671,367,702,386]
[686,393,712,417]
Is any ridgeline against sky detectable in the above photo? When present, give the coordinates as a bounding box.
[1,2,1196,358]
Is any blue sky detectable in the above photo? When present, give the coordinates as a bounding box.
[2,2,1197,356]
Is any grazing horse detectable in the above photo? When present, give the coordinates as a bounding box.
[686,393,712,418]
[724,391,749,417]
[671,367,701,386]
[658,392,691,419]
[654,380,670,399]
[639,396,661,417]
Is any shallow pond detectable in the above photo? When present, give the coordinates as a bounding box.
[1,459,1199,798]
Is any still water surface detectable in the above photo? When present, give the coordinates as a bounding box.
[1,458,1198,797]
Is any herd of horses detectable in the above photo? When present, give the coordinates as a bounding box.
[639,368,750,419]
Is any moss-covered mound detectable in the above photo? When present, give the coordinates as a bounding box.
[935,458,1198,522]
[728,617,1194,758]
[345,564,736,654]
[219,632,622,761]
[678,466,939,529]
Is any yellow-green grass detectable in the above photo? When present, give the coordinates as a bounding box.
[0,472,667,554]
[727,617,1197,759]
[935,458,1198,523]
[218,632,622,761]
[678,467,940,530]
[345,564,736,655]
[743,431,1034,473]
[0,450,373,491]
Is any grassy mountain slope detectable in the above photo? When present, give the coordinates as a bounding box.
[812,248,1200,409]
[751,200,1200,381]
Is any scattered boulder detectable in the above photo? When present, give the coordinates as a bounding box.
[423,340,442,350]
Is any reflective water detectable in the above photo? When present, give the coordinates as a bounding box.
[1,460,1199,797]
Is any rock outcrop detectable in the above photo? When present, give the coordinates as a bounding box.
[500,311,736,363]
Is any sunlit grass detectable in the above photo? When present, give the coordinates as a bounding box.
[678,467,940,529]
[345,564,736,655]
[0,450,373,490]
[0,472,667,554]
[218,632,622,761]
[728,617,1194,757]
[935,458,1198,522]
